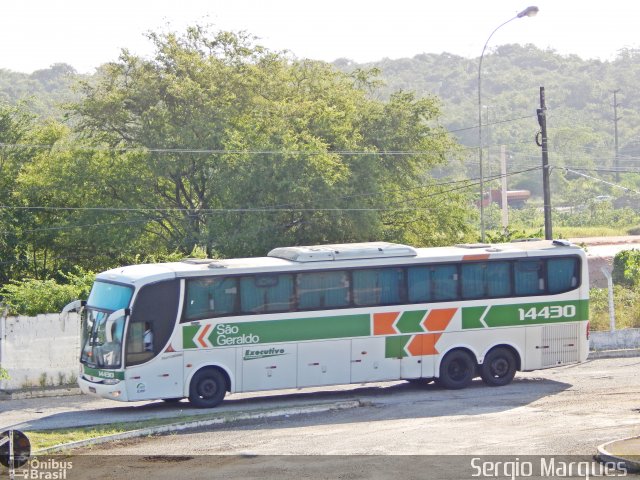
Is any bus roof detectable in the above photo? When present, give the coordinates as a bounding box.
[95,240,585,285]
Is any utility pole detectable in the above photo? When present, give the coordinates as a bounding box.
[537,87,552,240]
[612,89,621,183]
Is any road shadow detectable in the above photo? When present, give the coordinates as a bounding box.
[10,375,571,432]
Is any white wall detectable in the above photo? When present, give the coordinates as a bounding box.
[590,328,640,351]
[0,313,80,390]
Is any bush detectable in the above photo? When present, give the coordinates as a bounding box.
[612,249,640,287]
[589,285,640,330]
[0,268,95,316]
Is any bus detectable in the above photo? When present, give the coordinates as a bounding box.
[62,240,589,408]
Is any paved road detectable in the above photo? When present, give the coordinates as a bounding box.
[82,357,640,456]
[3,357,638,453]
[4,357,640,479]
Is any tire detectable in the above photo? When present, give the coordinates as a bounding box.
[436,349,476,390]
[189,368,227,408]
[480,347,517,387]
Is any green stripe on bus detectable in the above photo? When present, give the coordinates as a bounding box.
[460,306,487,329]
[395,310,427,333]
[462,299,589,329]
[183,314,371,349]
[83,366,125,380]
[385,335,411,358]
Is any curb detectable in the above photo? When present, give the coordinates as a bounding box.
[34,399,364,454]
[0,386,81,401]
[588,348,640,359]
[597,436,640,473]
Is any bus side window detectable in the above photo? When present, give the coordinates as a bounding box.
[547,257,579,293]
[185,277,238,320]
[486,261,512,297]
[432,265,459,301]
[514,260,544,295]
[407,266,432,303]
[240,274,294,314]
[297,271,350,310]
[461,263,485,299]
[353,268,403,306]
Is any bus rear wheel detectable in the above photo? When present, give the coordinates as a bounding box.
[436,349,476,390]
[480,347,517,387]
[189,368,227,408]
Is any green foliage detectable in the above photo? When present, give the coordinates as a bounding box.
[0,366,9,381]
[0,268,95,316]
[485,226,543,243]
[590,285,640,330]
[55,26,471,259]
[612,249,640,287]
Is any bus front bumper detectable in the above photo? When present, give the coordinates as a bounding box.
[78,376,129,402]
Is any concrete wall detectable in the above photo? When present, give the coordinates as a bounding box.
[0,313,80,391]
[590,328,640,351]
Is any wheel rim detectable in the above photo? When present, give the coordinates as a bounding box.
[448,359,470,381]
[198,378,218,399]
[490,357,509,378]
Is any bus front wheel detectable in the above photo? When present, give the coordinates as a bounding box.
[436,349,476,390]
[480,347,517,387]
[189,368,227,408]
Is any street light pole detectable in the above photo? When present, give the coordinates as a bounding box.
[478,6,538,242]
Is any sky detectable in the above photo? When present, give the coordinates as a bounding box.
[2,0,638,74]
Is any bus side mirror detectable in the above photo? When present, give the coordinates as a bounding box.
[61,299,86,314]
[105,308,130,343]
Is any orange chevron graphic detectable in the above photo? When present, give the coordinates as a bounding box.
[373,312,399,335]
[197,324,212,348]
[406,333,442,356]
[423,308,457,332]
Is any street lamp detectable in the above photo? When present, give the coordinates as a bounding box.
[478,6,538,242]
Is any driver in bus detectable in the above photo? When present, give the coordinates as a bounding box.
[144,322,153,352]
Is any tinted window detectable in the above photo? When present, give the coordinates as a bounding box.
[297,271,350,309]
[461,261,512,299]
[486,261,512,297]
[127,280,180,366]
[515,260,544,295]
[353,268,404,306]
[240,274,294,313]
[432,265,459,301]
[547,257,578,293]
[407,266,432,303]
[185,277,238,320]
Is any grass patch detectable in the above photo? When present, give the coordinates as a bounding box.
[590,286,640,331]
[554,227,629,238]
[26,413,222,451]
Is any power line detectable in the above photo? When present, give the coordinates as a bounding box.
[562,168,640,196]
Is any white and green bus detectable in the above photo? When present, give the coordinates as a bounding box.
[63,240,589,407]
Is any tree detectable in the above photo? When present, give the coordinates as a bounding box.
[63,26,473,258]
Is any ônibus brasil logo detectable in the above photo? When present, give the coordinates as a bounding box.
[0,429,31,468]
[243,347,287,361]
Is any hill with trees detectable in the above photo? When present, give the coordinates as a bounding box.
[335,44,640,208]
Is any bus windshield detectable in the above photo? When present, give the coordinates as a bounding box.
[81,281,133,369]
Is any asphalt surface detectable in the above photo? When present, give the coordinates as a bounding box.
[2,357,638,454]
[4,354,640,480]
